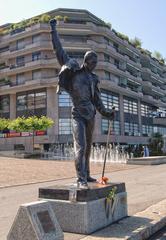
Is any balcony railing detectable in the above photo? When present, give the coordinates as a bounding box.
[0,23,49,42]
[0,56,58,73]
[0,75,58,89]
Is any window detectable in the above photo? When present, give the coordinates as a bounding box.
[17,95,27,111]
[105,71,111,80]
[111,74,120,84]
[142,125,153,137]
[32,34,40,43]
[0,63,6,69]
[59,118,72,135]
[154,126,166,135]
[16,39,25,50]
[32,51,41,61]
[16,56,25,66]
[101,119,120,135]
[114,59,119,68]
[65,19,86,24]
[141,103,154,117]
[59,91,72,107]
[113,42,119,52]
[103,37,110,45]
[27,92,35,110]
[157,108,166,118]
[101,90,119,110]
[35,91,46,108]
[32,70,41,80]
[16,73,25,85]
[0,95,10,118]
[60,35,87,43]
[16,89,46,117]
[124,98,138,114]
[124,122,139,136]
[104,54,110,62]
[0,46,9,53]
[67,51,85,59]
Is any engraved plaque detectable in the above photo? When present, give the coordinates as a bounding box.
[37,210,55,233]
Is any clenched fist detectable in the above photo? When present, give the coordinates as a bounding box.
[50,19,57,30]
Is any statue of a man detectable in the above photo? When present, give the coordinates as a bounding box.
[50,19,115,188]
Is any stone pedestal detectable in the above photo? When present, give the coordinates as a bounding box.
[39,182,128,234]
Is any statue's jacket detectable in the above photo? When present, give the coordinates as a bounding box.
[51,29,112,120]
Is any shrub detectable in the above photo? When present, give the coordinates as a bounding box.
[40,14,51,23]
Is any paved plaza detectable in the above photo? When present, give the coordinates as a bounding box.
[0,156,166,239]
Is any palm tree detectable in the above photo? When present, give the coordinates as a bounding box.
[148,132,164,156]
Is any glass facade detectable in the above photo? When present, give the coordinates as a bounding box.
[0,95,10,118]
[59,118,72,135]
[141,103,154,117]
[16,89,46,117]
[101,90,119,110]
[101,119,120,135]
[142,125,153,137]
[124,98,138,114]
[58,91,72,107]
[124,122,139,136]
[124,97,139,136]
[154,126,166,136]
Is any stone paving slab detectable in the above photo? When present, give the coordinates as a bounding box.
[80,199,166,240]
[0,156,137,188]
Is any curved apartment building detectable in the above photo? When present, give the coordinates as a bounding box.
[0,8,166,151]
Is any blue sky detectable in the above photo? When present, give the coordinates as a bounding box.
[1,0,166,58]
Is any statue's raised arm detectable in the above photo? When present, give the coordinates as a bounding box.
[50,19,69,66]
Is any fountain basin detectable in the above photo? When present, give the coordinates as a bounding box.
[127,156,166,165]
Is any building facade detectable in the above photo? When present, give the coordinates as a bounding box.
[0,8,166,151]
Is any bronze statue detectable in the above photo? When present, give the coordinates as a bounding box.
[50,19,115,189]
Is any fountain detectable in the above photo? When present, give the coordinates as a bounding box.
[41,143,128,163]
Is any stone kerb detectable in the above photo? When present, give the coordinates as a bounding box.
[7,200,64,240]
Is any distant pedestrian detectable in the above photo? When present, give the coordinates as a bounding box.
[143,146,149,157]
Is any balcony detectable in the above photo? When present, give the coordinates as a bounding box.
[0,23,49,43]
[0,57,59,76]
[151,87,165,97]
[153,117,166,126]
[87,40,121,59]
[11,41,51,58]
[142,94,161,106]
[142,67,151,74]
[0,75,58,94]
[142,81,152,88]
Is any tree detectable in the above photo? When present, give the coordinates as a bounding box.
[9,116,54,151]
[148,132,164,156]
[39,14,51,23]
[0,118,10,132]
